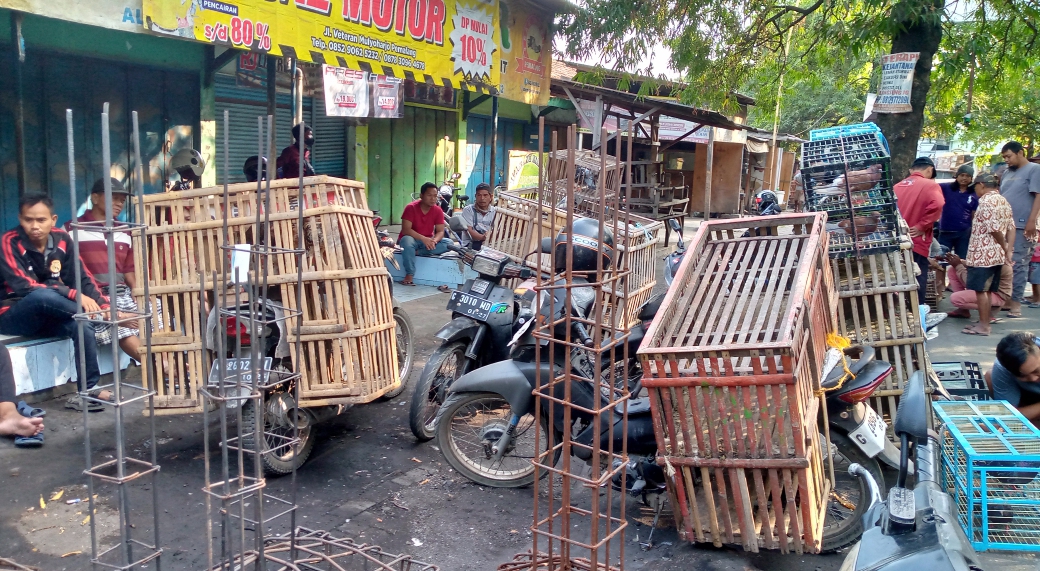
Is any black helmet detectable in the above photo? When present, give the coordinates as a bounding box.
[755,190,779,214]
[243,155,267,183]
[553,217,615,274]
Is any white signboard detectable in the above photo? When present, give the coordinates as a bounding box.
[322,65,370,118]
[874,52,919,114]
[576,101,745,144]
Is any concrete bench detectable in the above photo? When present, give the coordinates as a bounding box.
[385,251,478,289]
[1,334,131,396]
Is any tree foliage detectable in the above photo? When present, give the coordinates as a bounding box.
[558,0,1039,173]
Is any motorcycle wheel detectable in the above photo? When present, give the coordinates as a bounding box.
[436,392,558,488]
[241,393,316,477]
[382,307,415,399]
[409,341,467,441]
[821,431,885,553]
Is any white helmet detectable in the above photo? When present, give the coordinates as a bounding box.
[171,148,206,178]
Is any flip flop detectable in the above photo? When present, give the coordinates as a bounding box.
[14,432,44,448]
[1028,302,1040,308]
[1007,312,1024,318]
[65,393,105,412]
[16,400,45,418]
[947,310,971,319]
[437,285,451,293]
[398,280,416,286]
[992,317,1004,324]
[961,327,990,336]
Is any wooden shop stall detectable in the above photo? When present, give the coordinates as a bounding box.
[548,77,776,230]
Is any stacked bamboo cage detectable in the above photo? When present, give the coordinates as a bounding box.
[638,213,837,554]
[485,151,660,328]
[134,176,399,414]
[829,246,929,425]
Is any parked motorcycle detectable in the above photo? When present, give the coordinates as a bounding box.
[841,371,982,570]
[409,215,537,440]
[819,344,905,552]
[438,173,467,216]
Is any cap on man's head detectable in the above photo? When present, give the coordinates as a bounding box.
[975,173,998,188]
[911,156,936,177]
[956,164,975,177]
[91,177,130,196]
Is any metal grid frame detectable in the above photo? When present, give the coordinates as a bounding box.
[510,120,632,570]
[67,105,163,570]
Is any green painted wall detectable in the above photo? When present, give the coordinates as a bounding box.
[0,9,206,71]
[468,97,533,122]
[368,106,457,224]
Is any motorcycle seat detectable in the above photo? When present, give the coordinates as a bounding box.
[618,397,652,415]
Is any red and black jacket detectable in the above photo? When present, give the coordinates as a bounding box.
[0,226,109,316]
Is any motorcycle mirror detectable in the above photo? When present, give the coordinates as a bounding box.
[540,237,554,254]
[448,215,469,233]
[667,218,682,233]
[451,172,461,181]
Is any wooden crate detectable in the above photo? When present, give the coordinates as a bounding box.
[838,287,928,426]
[283,276,399,404]
[486,190,661,327]
[830,246,916,296]
[134,176,399,412]
[666,443,829,553]
[638,213,835,553]
[144,347,207,414]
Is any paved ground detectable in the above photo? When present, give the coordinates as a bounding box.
[3,229,1038,570]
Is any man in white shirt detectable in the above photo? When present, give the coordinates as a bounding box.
[459,183,496,250]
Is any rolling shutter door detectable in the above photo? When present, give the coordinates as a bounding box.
[310,92,347,177]
[214,75,313,184]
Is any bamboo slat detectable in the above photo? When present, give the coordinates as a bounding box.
[134,176,398,413]
[638,213,835,554]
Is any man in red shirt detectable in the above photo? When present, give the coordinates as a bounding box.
[398,182,452,285]
[894,156,945,303]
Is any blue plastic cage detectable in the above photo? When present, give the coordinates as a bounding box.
[933,400,1040,552]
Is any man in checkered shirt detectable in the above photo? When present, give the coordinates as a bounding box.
[65,178,144,363]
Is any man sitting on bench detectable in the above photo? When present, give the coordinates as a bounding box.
[398,182,453,286]
[988,332,1040,425]
[0,194,111,412]
[65,178,144,364]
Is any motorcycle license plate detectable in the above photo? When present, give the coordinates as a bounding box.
[447,291,493,322]
[849,405,887,458]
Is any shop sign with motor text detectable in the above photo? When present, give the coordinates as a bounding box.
[141,0,531,94]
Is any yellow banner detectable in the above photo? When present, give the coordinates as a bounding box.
[142,0,502,92]
[497,2,550,105]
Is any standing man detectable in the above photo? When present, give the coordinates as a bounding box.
[789,166,805,212]
[459,183,496,250]
[65,178,145,363]
[0,194,111,411]
[398,182,453,286]
[894,157,945,303]
[938,164,978,258]
[961,174,1014,336]
[999,141,1040,317]
[279,124,316,180]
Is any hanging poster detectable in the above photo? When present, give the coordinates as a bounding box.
[322,65,371,117]
[874,52,919,114]
[371,75,403,118]
[142,0,503,92]
[507,150,544,189]
[497,2,551,105]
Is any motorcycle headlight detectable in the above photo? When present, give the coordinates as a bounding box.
[471,251,508,277]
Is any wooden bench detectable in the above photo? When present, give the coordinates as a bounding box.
[385,251,478,289]
[1,334,131,396]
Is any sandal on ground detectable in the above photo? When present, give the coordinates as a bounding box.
[14,432,44,448]
[399,278,415,286]
[437,285,451,293]
[961,326,990,336]
[947,310,971,318]
[16,400,45,418]
[1028,302,1040,308]
[1007,312,1024,318]
[65,392,105,412]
